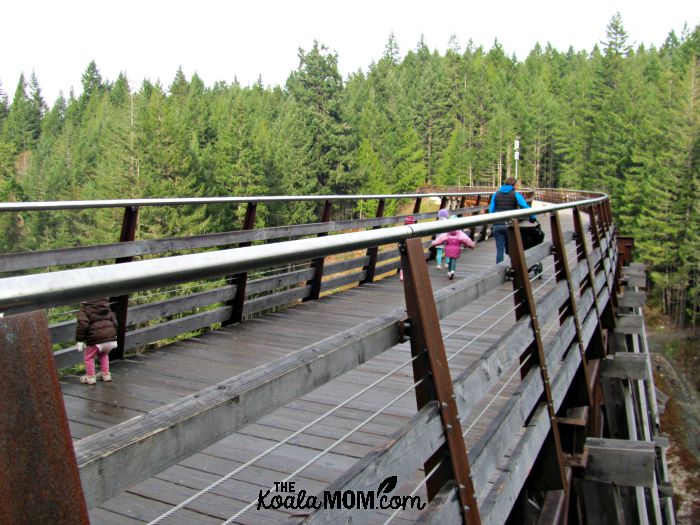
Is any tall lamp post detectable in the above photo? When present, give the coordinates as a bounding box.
[514,137,520,181]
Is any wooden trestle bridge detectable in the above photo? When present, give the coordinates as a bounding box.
[0,189,675,525]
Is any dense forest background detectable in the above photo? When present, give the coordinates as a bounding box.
[0,15,698,327]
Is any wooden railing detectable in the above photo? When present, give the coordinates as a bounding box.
[1,190,658,525]
[1,192,499,368]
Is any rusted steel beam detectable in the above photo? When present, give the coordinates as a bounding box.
[469,195,482,240]
[507,219,569,498]
[110,205,139,359]
[413,197,422,214]
[573,208,607,360]
[360,198,385,284]
[458,195,468,216]
[550,211,594,409]
[304,199,333,302]
[481,192,492,240]
[226,201,258,324]
[0,311,89,524]
[400,237,480,525]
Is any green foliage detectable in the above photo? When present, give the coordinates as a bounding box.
[1,17,699,325]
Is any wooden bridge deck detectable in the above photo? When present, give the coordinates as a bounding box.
[61,211,578,524]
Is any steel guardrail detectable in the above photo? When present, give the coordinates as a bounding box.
[0,193,606,315]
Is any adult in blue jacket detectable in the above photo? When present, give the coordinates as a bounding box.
[488,177,535,263]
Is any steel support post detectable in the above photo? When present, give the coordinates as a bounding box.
[573,207,608,359]
[226,202,258,324]
[304,200,332,302]
[360,198,385,284]
[469,195,482,241]
[110,205,138,359]
[458,195,468,216]
[400,237,480,525]
[507,220,569,497]
[0,311,90,524]
[413,197,422,214]
[550,211,594,409]
[481,193,491,241]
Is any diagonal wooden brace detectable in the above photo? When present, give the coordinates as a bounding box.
[507,220,569,498]
[400,237,481,525]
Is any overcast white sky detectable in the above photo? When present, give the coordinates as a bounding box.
[2,0,698,104]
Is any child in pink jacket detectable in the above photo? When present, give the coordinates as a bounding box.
[431,224,475,280]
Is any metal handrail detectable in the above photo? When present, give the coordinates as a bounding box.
[0,193,606,315]
[0,191,494,213]
[0,187,605,213]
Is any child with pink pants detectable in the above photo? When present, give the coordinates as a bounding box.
[75,298,118,384]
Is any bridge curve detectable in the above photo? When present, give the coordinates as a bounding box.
[0,189,674,524]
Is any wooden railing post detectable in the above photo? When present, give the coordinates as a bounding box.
[507,219,569,499]
[110,205,138,360]
[588,204,617,327]
[226,202,258,324]
[0,311,90,524]
[360,198,385,284]
[304,199,332,302]
[550,211,594,408]
[573,207,607,359]
[400,237,480,524]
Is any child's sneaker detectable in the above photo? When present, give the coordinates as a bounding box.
[436,264,442,269]
[80,375,96,385]
[97,371,112,382]
[448,271,455,280]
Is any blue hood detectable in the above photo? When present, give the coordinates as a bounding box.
[498,185,515,193]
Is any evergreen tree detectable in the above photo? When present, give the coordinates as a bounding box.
[393,126,427,193]
[285,41,353,194]
[79,60,104,116]
[354,139,395,217]
[0,81,9,126]
[3,73,41,153]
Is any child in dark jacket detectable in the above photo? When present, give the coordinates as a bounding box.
[431,220,475,279]
[76,298,118,384]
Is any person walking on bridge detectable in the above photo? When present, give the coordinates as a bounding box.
[431,217,475,280]
[489,177,535,264]
[76,298,118,384]
[435,208,449,269]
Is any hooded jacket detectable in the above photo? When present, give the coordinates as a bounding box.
[75,298,118,345]
[431,230,475,259]
[488,184,535,221]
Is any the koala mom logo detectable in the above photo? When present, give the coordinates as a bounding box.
[256,475,427,512]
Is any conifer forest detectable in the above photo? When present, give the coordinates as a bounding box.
[1,15,699,327]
